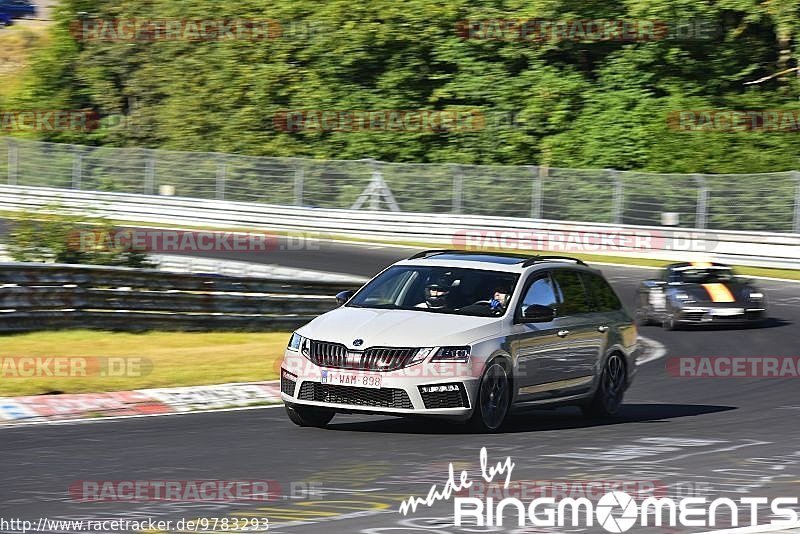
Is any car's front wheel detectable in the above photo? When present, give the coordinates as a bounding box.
[285,404,335,428]
[582,353,627,418]
[662,313,680,330]
[468,359,512,433]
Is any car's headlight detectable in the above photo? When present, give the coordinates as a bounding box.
[287,332,305,352]
[749,292,764,299]
[431,346,471,363]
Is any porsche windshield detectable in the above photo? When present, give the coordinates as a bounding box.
[347,266,519,316]
[676,267,735,284]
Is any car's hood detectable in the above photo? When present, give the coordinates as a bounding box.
[673,280,752,303]
[298,306,503,348]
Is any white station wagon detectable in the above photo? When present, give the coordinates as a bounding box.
[280,251,640,432]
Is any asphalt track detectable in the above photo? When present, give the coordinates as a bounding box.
[1,237,800,534]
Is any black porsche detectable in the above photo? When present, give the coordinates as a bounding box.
[634,262,767,330]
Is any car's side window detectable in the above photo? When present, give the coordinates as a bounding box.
[666,268,681,283]
[551,270,592,316]
[581,272,622,312]
[519,274,558,314]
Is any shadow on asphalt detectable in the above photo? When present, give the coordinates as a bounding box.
[636,317,790,331]
[323,403,737,435]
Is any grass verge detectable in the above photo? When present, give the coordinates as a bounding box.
[0,330,288,397]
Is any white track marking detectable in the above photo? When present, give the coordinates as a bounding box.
[636,336,667,366]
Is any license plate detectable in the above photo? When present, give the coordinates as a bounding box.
[710,308,744,316]
[321,370,382,389]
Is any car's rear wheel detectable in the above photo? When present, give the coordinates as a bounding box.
[582,353,627,418]
[469,360,511,433]
[285,404,335,428]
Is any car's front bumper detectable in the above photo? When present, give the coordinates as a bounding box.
[280,351,479,418]
[675,306,766,324]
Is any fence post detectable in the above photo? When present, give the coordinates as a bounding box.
[452,165,463,214]
[369,161,380,210]
[609,168,623,224]
[293,162,304,206]
[72,147,83,190]
[7,139,18,185]
[538,165,549,218]
[144,149,155,195]
[215,157,226,200]
[694,174,708,230]
[793,171,800,233]
[529,165,542,219]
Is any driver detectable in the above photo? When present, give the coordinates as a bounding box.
[418,272,457,309]
[489,287,511,314]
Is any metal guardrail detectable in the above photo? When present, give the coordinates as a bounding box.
[3,137,800,233]
[0,185,798,269]
[0,262,358,332]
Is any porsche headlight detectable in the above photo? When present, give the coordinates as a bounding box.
[431,346,471,363]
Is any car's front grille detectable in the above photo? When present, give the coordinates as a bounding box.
[419,383,469,409]
[298,382,413,409]
[683,311,708,322]
[307,340,417,371]
[308,341,348,367]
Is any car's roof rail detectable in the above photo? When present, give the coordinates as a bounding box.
[520,255,588,267]
[407,249,455,260]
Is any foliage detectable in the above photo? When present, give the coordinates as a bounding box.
[4,0,800,173]
[5,207,154,267]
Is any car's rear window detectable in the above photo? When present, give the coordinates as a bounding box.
[581,272,622,312]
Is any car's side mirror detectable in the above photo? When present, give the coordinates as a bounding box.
[521,304,556,323]
[335,290,355,305]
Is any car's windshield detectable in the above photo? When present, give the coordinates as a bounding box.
[675,267,735,284]
[348,265,519,317]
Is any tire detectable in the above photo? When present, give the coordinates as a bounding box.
[468,359,512,433]
[634,307,651,326]
[662,313,680,331]
[581,353,627,418]
[285,404,335,428]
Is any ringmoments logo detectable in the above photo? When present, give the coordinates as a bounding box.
[399,448,800,531]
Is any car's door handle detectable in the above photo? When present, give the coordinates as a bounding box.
[557,330,570,338]
[598,325,609,333]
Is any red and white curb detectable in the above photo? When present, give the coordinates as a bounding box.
[0,380,281,426]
